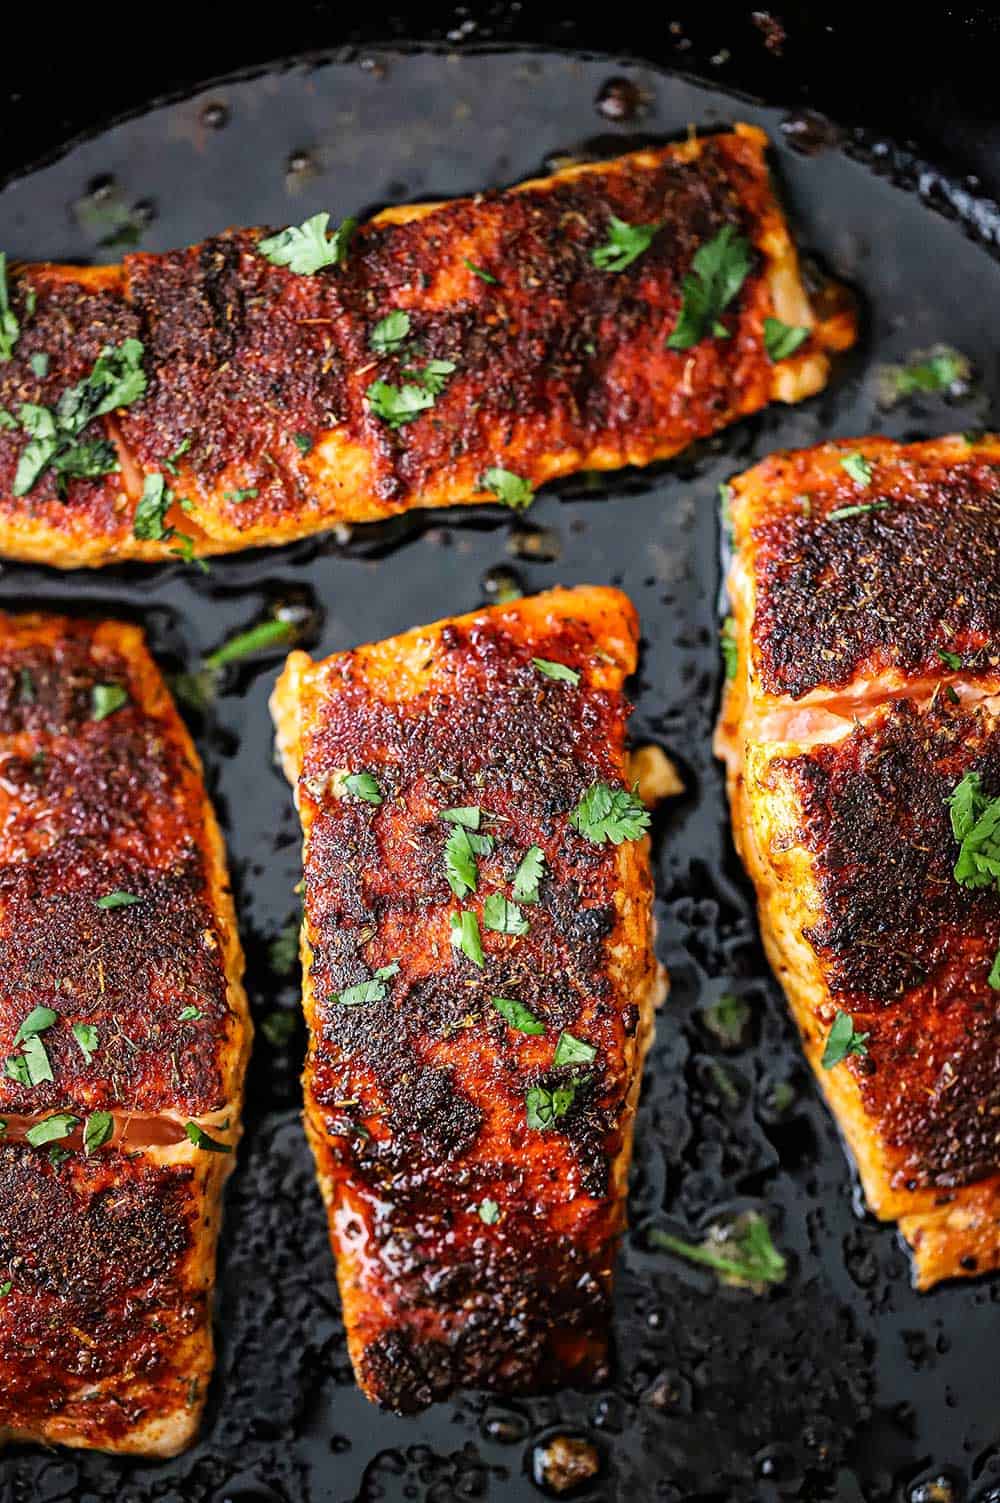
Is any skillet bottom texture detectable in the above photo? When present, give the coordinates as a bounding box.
[1,42,999,1503]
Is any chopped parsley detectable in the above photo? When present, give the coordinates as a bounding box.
[445,823,494,898]
[333,963,400,1008]
[591,215,662,273]
[482,893,529,935]
[821,1009,870,1069]
[481,467,534,510]
[721,616,738,681]
[512,845,544,904]
[29,351,49,379]
[83,1110,114,1155]
[880,346,970,404]
[163,436,191,474]
[763,317,810,362]
[649,1211,786,1289]
[203,617,297,671]
[440,806,482,829]
[838,452,873,487]
[11,338,145,497]
[450,909,484,968]
[0,253,19,361]
[133,471,199,563]
[937,647,963,671]
[532,657,580,686]
[667,225,753,351]
[989,947,1000,991]
[553,1031,596,1067]
[25,1112,79,1149]
[184,1121,232,1154]
[0,1281,10,1299]
[702,992,750,1048]
[223,486,258,504]
[258,213,356,274]
[826,500,888,522]
[465,258,499,285]
[370,310,411,354]
[366,374,441,429]
[177,1006,203,1023]
[5,1033,53,1086]
[525,1076,585,1130]
[292,431,314,454]
[948,770,1000,889]
[95,890,141,910]
[92,683,128,721]
[343,771,383,805]
[14,1006,58,1044]
[490,995,545,1035]
[477,1197,501,1223]
[18,668,34,703]
[569,779,650,846]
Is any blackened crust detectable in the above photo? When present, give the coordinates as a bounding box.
[782,696,1000,1188]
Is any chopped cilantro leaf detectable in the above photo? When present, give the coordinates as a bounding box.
[25,1112,79,1149]
[477,1197,501,1223]
[532,657,580,685]
[948,770,1000,889]
[667,225,753,351]
[0,253,19,362]
[553,1031,596,1067]
[91,683,128,721]
[591,215,661,273]
[838,452,873,487]
[14,1006,57,1044]
[184,1121,232,1153]
[83,1110,114,1155]
[938,647,963,671]
[482,893,529,935]
[721,616,738,681]
[258,213,356,274]
[569,779,650,845]
[333,963,400,1008]
[343,771,383,805]
[490,995,545,1035]
[370,310,411,354]
[465,258,499,285]
[763,317,810,362]
[821,1009,870,1069]
[525,1076,585,1130]
[449,909,484,968]
[95,890,141,910]
[512,845,544,904]
[826,501,889,521]
[440,807,482,830]
[481,467,534,510]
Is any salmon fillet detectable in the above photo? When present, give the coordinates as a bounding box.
[271,586,663,1410]
[716,434,1000,1288]
[0,613,249,1453]
[0,125,853,567]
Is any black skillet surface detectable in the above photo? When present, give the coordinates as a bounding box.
[1,45,1000,1503]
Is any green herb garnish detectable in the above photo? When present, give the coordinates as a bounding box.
[477,1197,501,1223]
[481,467,534,510]
[490,995,545,1035]
[132,471,199,563]
[450,909,484,968]
[183,1121,232,1153]
[223,486,259,504]
[343,771,383,806]
[591,215,661,273]
[83,1110,114,1155]
[440,806,481,829]
[948,770,1000,889]
[702,992,750,1048]
[553,1030,597,1067]
[370,310,411,354]
[0,253,19,362]
[525,1076,584,1130]
[366,379,435,429]
[721,616,738,681]
[203,617,297,671]
[258,213,356,274]
[177,1007,203,1023]
[649,1211,786,1289]
[25,1112,79,1149]
[14,1006,58,1044]
[821,1009,870,1069]
[512,846,544,904]
[532,657,580,686]
[989,947,1000,991]
[482,893,529,935]
[12,339,145,497]
[91,683,128,721]
[763,317,810,362]
[333,963,400,1008]
[838,452,873,487]
[445,823,494,898]
[826,501,888,521]
[937,648,963,671]
[569,779,650,846]
[95,890,141,910]
[465,258,499,285]
[5,1033,53,1087]
[667,225,753,351]
[292,432,314,454]
[29,351,48,379]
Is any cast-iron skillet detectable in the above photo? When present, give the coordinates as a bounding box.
[1,42,999,1503]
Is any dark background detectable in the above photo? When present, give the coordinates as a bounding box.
[3,4,1000,194]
